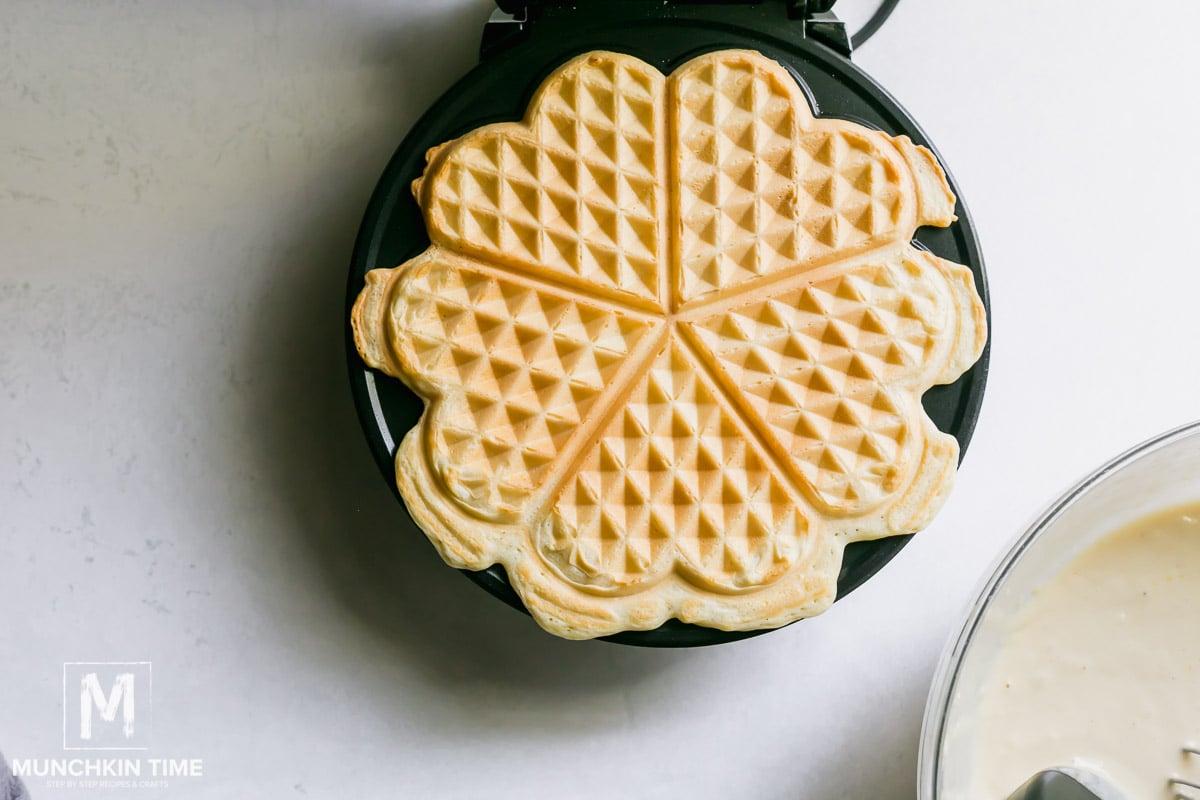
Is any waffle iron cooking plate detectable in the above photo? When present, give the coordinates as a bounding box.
[346,0,992,647]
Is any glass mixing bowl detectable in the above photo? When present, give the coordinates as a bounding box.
[918,420,1200,799]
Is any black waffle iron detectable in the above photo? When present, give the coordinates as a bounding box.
[346,0,991,647]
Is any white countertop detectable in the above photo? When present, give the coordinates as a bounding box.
[4,1,1200,797]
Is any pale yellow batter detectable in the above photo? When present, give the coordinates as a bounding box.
[969,502,1200,799]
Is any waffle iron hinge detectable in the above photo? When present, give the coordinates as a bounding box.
[481,0,852,62]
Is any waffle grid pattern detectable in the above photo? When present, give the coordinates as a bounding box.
[675,56,904,304]
[353,49,986,637]
[543,340,807,592]
[427,56,662,303]
[390,253,656,519]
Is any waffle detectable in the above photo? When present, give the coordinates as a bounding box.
[352,50,987,639]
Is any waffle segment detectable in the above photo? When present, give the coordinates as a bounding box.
[354,248,659,522]
[421,53,664,306]
[685,250,973,521]
[541,339,811,594]
[673,51,913,306]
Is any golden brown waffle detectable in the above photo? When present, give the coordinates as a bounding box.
[352,50,986,639]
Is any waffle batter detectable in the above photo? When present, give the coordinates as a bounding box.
[968,502,1200,798]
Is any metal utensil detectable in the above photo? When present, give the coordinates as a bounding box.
[1009,747,1200,800]
[1172,746,1200,799]
[1005,768,1124,800]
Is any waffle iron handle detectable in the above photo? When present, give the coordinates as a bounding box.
[481,1,852,62]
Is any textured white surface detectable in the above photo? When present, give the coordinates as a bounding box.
[3,1,1200,797]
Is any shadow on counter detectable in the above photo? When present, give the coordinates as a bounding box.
[239,0,693,705]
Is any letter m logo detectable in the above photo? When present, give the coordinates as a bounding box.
[81,672,135,740]
[63,662,152,750]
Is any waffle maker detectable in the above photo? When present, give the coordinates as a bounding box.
[345,0,991,647]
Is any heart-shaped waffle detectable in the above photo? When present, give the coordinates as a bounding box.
[353,50,986,639]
